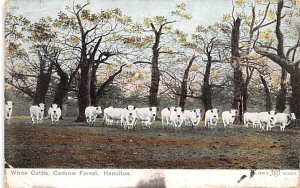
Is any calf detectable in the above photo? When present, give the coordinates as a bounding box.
[5,101,14,124]
[204,108,219,129]
[161,107,176,129]
[183,109,202,129]
[30,103,45,124]
[258,111,277,131]
[48,104,62,125]
[169,107,184,132]
[275,113,296,131]
[103,107,127,127]
[243,112,260,128]
[123,105,137,130]
[85,106,102,126]
[135,107,158,129]
[222,109,237,128]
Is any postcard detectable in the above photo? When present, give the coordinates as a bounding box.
[3,0,300,187]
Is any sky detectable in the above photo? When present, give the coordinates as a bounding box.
[6,0,233,33]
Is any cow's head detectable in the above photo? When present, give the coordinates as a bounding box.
[5,101,13,111]
[126,105,136,116]
[211,108,219,119]
[149,107,157,117]
[230,109,238,115]
[38,103,45,112]
[290,113,296,120]
[96,106,102,115]
[194,109,202,118]
[173,107,183,118]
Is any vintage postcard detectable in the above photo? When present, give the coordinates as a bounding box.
[3,0,300,187]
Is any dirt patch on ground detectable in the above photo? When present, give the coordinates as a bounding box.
[5,117,300,169]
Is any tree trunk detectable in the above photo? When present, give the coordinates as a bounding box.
[242,87,248,112]
[231,17,244,123]
[90,64,98,106]
[76,62,92,122]
[290,73,300,118]
[149,49,160,106]
[179,55,197,109]
[33,72,52,105]
[201,56,213,119]
[275,69,287,112]
[33,51,53,105]
[53,69,69,118]
[260,75,272,111]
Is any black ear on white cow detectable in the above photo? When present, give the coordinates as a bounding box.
[51,104,53,108]
[12,102,14,105]
[274,111,277,115]
[168,107,170,111]
[217,109,219,113]
[181,108,184,112]
[133,106,136,110]
[174,109,177,112]
[149,107,152,111]
[5,102,7,105]
[268,111,271,115]
[126,107,128,110]
[194,110,196,112]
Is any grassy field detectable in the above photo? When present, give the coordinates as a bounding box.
[4,116,300,169]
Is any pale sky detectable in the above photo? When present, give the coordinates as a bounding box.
[6,0,232,33]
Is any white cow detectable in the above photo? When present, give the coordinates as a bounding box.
[48,104,62,125]
[222,109,237,128]
[183,109,202,129]
[243,112,260,128]
[5,101,14,124]
[85,106,102,126]
[161,107,176,129]
[258,111,277,131]
[135,107,158,129]
[204,108,219,129]
[275,113,296,131]
[30,103,45,124]
[103,107,127,127]
[123,105,137,130]
[169,107,184,132]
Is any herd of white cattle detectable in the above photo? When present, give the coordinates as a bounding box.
[5,101,297,132]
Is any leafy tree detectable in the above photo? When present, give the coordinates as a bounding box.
[127,3,192,106]
[254,0,300,118]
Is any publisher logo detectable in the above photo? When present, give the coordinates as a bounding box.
[270,170,280,177]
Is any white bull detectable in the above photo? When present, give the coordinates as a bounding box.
[275,113,296,131]
[135,107,158,129]
[222,109,237,128]
[30,103,45,124]
[123,105,137,130]
[169,107,184,132]
[5,101,14,124]
[243,112,260,128]
[85,106,102,126]
[183,109,202,129]
[258,111,277,131]
[48,104,62,125]
[204,108,219,129]
[161,107,176,129]
[103,107,127,126]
